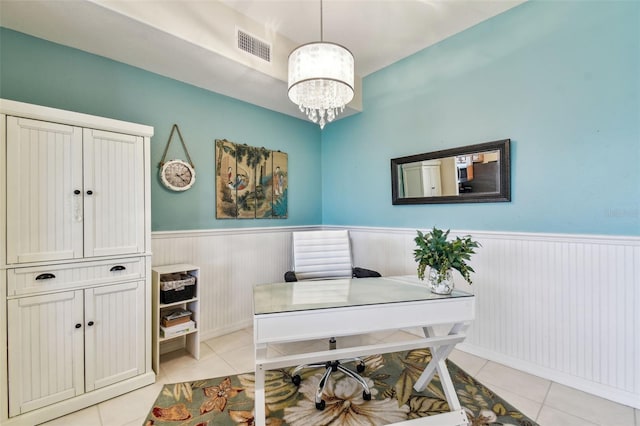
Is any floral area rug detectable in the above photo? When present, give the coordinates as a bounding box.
[145,348,538,426]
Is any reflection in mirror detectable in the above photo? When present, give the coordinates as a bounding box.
[391,139,510,205]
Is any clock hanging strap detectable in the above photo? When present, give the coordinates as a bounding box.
[159,124,195,168]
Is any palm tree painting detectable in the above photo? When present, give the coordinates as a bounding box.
[215,139,238,218]
[272,151,288,219]
[215,139,287,219]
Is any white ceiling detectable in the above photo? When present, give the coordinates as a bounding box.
[0,0,525,122]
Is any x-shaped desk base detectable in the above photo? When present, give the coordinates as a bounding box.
[254,323,472,426]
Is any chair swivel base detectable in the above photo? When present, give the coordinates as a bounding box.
[291,359,372,410]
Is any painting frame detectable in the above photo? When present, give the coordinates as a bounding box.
[215,139,287,219]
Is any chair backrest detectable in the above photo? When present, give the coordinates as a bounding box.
[292,230,353,281]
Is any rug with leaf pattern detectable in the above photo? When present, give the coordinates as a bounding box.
[145,348,538,426]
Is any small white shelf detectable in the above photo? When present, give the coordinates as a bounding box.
[160,297,198,309]
[151,264,200,374]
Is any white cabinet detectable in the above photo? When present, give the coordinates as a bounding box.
[6,117,146,264]
[151,264,200,374]
[6,117,83,263]
[83,128,146,258]
[401,160,442,197]
[0,99,154,426]
[7,291,85,416]
[7,281,145,417]
[84,281,146,391]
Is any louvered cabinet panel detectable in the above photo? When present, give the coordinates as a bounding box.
[84,281,146,391]
[6,117,84,264]
[83,129,145,258]
[7,291,84,417]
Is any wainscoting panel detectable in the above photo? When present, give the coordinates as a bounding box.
[151,227,318,340]
[459,232,640,409]
[151,226,639,408]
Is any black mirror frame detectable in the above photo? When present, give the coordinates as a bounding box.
[391,139,511,205]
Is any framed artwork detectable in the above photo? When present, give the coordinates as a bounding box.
[272,151,288,218]
[215,139,287,219]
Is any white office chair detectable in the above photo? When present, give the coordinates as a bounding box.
[284,230,380,410]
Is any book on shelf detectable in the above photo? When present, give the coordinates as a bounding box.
[160,320,196,338]
[161,308,192,327]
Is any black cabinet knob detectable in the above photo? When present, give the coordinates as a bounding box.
[86,190,93,195]
[75,324,82,329]
[110,265,126,272]
[87,321,94,326]
[74,190,81,195]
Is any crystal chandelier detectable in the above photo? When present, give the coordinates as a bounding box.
[287,0,354,129]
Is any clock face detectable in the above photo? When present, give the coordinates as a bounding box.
[160,159,196,191]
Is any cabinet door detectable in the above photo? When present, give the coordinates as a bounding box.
[401,164,424,197]
[83,129,145,257]
[7,291,85,416]
[6,117,84,263]
[84,281,146,391]
[422,166,442,197]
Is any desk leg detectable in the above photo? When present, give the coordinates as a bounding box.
[254,343,267,426]
[415,323,468,391]
[436,358,461,411]
[414,323,470,418]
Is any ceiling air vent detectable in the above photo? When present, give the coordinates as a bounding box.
[237,29,271,63]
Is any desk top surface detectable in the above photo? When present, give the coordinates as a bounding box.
[254,275,473,315]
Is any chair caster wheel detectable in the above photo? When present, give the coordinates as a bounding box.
[363,391,371,401]
[292,375,301,386]
[315,399,326,410]
[357,362,365,373]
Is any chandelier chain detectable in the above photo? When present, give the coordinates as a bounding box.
[320,0,323,41]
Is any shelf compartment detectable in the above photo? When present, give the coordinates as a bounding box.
[152,264,201,375]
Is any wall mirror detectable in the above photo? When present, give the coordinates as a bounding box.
[391,139,511,205]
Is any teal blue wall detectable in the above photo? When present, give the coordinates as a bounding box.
[0,28,322,231]
[322,0,640,236]
[2,0,639,236]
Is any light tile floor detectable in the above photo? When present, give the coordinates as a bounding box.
[41,327,639,426]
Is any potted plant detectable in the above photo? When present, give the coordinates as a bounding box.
[414,227,480,294]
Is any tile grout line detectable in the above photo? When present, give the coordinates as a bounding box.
[538,383,618,426]
[473,358,490,380]
[203,340,252,374]
[472,359,551,424]
[534,379,553,422]
[97,403,106,426]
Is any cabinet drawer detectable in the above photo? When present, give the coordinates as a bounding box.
[7,258,145,297]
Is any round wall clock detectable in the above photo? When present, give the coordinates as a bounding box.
[160,159,196,191]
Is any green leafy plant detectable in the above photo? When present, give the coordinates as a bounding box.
[414,227,480,284]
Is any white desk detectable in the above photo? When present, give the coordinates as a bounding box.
[253,275,475,426]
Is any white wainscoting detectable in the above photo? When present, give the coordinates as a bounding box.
[152,226,321,340]
[152,226,640,409]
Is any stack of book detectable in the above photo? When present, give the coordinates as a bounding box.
[160,309,195,338]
